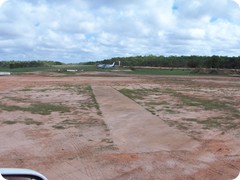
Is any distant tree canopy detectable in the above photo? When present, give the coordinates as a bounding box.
[0,60,63,69]
[87,55,240,69]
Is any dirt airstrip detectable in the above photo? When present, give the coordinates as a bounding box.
[0,72,239,180]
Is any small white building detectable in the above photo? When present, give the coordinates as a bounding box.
[0,72,11,76]
[66,69,78,72]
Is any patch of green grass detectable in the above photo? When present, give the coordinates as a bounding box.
[59,85,102,115]
[119,88,149,100]
[0,104,22,112]
[36,88,50,92]
[176,124,189,130]
[0,65,99,74]
[199,118,222,129]
[28,103,70,115]
[80,85,92,94]
[119,87,239,132]
[88,86,102,115]
[52,125,65,129]
[91,92,100,110]
[120,87,239,121]
[101,138,114,143]
[52,118,100,129]
[4,97,28,102]
[120,88,181,115]
[177,94,240,118]
[53,65,101,75]
[185,118,199,122]
[96,145,119,151]
[0,67,52,73]
[54,65,98,72]
[0,102,70,115]
[72,85,102,114]
[2,118,42,126]
[224,124,239,130]
[161,89,178,95]
[79,105,89,111]
[2,120,18,125]
[20,88,32,91]
[130,68,192,75]
[64,84,90,95]
[178,95,225,110]
[160,90,240,118]
[145,101,169,106]
[24,118,42,126]
[165,109,179,114]
[53,119,81,129]
[184,117,238,131]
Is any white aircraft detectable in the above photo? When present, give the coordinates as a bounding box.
[97,62,115,69]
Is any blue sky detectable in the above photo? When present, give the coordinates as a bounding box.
[0,0,240,63]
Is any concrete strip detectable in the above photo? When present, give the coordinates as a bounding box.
[92,86,199,153]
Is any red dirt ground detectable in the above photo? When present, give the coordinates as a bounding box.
[0,72,239,180]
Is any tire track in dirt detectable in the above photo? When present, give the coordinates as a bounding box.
[92,86,199,153]
[41,137,102,179]
[46,131,104,180]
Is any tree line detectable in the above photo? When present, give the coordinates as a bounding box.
[0,60,63,69]
[88,55,240,69]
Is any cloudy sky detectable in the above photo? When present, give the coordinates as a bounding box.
[0,0,240,63]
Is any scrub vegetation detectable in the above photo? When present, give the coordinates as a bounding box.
[2,118,42,126]
[0,102,70,115]
[118,82,240,137]
[93,55,240,69]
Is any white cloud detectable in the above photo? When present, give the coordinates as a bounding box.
[0,0,7,7]
[233,0,240,7]
[0,0,240,62]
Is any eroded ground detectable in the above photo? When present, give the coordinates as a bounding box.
[0,72,239,180]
